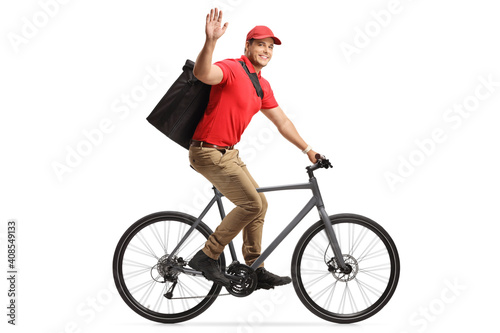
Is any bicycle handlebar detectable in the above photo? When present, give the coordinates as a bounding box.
[306,154,333,174]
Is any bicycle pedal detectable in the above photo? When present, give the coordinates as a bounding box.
[256,282,274,290]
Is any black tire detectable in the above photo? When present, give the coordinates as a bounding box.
[291,213,400,323]
[112,211,224,323]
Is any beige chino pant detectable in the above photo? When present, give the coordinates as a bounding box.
[189,146,267,267]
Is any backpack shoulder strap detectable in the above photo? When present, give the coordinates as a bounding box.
[238,61,264,99]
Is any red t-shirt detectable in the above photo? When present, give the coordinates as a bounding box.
[192,55,279,146]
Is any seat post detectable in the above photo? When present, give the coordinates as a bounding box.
[213,186,225,219]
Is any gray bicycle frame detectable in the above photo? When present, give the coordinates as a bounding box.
[169,169,348,273]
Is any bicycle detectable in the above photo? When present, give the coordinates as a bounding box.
[112,156,400,324]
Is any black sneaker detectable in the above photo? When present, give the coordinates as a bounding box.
[255,267,292,290]
[188,250,231,287]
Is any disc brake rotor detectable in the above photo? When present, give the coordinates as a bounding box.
[328,254,359,282]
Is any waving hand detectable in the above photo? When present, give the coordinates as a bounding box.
[205,8,228,41]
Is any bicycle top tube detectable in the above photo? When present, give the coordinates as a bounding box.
[212,155,331,196]
[256,182,311,193]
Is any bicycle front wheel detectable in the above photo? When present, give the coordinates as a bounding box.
[291,213,400,323]
[112,211,224,323]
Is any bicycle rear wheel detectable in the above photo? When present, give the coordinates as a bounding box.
[292,213,400,323]
[112,211,224,323]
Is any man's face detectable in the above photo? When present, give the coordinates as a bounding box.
[245,37,274,69]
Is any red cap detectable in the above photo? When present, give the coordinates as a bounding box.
[246,26,281,45]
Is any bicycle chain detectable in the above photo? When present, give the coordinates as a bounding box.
[167,292,231,300]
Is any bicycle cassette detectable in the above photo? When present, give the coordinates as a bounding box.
[225,263,258,297]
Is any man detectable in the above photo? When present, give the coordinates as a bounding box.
[188,8,320,289]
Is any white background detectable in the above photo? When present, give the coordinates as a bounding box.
[1,0,499,332]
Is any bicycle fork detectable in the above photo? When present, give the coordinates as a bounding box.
[310,177,349,272]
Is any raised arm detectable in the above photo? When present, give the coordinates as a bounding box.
[261,106,319,163]
[193,8,227,85]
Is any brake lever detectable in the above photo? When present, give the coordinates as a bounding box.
[315,154,333,169]
[325,159,333,168]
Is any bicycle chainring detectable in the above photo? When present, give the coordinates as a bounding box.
[225,263,258,297]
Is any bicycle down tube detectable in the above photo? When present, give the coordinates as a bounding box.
[253,179,348,271]
[250,196,317,269]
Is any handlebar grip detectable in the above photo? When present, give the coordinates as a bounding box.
[315,153,326,161]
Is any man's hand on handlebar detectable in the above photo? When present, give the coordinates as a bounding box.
[314,153,333,169]
[307,149,318,164]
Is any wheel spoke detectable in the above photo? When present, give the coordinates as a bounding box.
[176,230,202,256]
[153,283,168,313]
[128,279,151,294]
[354,278,372,308]
[339,283,358,314]
[358,269,389,284]
[348,223,354,255]
[335,223,342,250]
[177,222,188,248]
[360,263,391,272]
[309,239,327,257]
[123,266,151,279]
[167,281,174,314]
[301,268,331,275]
[136,231,159,260]
[354,277,383,298]
[347,284,358,313]
[139,279,157,305]
[303,271,330,289]
[310,278,338,303]
[323,281,337,310]
[165,221,169,253]
[184,242,206,261]
[176,282,190,311]
[177,279,203,305]
[123,258,154,269]
[150,223,167,254]
[349,226,369,257]
[357,248,387,263]
[356,235,381,262]
[302,252,327,263]
[127,243,158,259]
